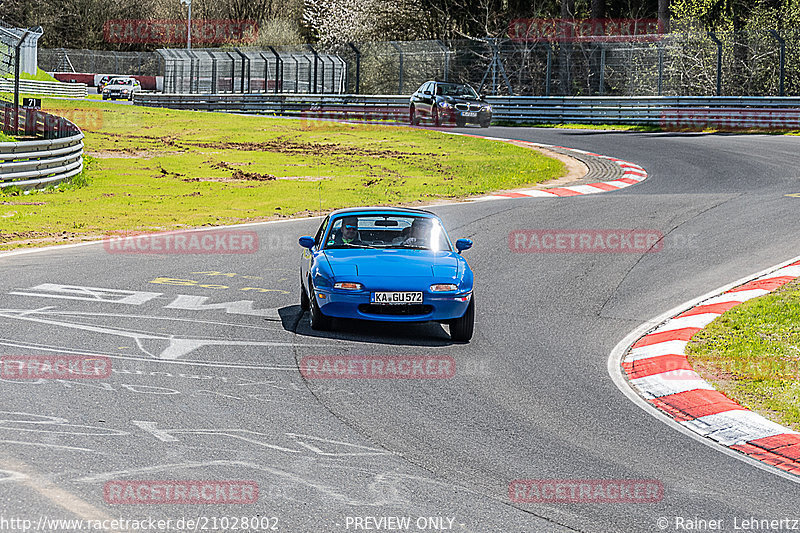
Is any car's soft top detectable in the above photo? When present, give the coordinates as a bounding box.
[328,206,436,218]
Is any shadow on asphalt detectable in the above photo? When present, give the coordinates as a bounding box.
[279,305,456,347]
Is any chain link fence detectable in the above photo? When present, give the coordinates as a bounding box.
[158,47,346,93]
[38,28,800,97]
[39,48,159,76]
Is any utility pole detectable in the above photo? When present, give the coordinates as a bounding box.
[13,29,31,135]
[180,0,192,49]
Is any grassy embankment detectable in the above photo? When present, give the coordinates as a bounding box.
[687,280,800,431]
[0,98,565,249]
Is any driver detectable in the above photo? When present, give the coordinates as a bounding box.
[328,217,363,246]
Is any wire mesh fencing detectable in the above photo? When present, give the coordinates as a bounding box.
[39,48,160,76]
[37,28,800,96]
[159,47,346,93]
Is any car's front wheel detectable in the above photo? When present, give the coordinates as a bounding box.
[479,117,491,128]
[410,107,419,125]
[309,287,333,331]
[449,295,474,342]
[300,275,310,311]
[432,106,441,127]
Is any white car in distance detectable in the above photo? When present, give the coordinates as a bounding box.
[102,77,141,101]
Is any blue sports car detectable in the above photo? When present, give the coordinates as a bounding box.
[298,207,475,341]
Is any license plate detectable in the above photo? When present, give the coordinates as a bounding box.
[461,111,477,117]
[372,292,423,304]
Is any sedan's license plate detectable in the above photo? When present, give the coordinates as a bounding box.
[461,111,477,117]
[372,291,423,304]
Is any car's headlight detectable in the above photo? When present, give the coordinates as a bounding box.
[334,282,363,290]
[483,105,492,112]
[430,284,458,292]
[439,101,451,108]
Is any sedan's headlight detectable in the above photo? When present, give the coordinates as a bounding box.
[439,101,451,108]
[430,283,458,292]
[334,282,363,290]
[483,105,492,112]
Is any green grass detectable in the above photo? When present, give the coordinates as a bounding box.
[0,99,564,249]
[0,132,15,142]
[2,68,58,82]
[686,280,800,431]
[492,121,800,134]
[493,121,661,132]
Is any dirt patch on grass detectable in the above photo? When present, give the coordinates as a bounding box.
[191,139,429,159]
[0,230,80,246]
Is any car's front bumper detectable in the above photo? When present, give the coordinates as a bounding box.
[442,108,491,124]
[314,288,472,323]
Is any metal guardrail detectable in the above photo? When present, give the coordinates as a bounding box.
[0,78,88,98]
[134,93,800,129]
[0,101,84,190]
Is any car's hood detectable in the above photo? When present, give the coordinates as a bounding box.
[323,249,459,278]
[442,96,484,104]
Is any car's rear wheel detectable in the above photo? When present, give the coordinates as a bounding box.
[449,295,474,342]
[300,274,310,311]
[309,287,333,331]
[432,106,441,127]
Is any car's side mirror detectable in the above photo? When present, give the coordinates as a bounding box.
[456,239,473,253]
[299,236,315,249]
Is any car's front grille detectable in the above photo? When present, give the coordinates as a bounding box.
[358,304,433,316]
[455,103,482,111]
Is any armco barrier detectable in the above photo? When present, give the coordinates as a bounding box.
[0,78,88,98]
[0,101,84,190]
[134,93,800,129]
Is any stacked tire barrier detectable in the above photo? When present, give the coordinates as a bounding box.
[135,93,800,130]
[1,101,84,190]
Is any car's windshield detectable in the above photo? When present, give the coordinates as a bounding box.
[437,83,478,98]
[323,215,451,251]
[111,79,133,85]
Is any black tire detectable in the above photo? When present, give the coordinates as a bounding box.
[479,118,491,128]
[455,117,466,128]
[449,295,474,342]
[410,107,419,125]
[432,105,441,126]
[102,95,107,100]
[300,275,310,311]
[309,287,333,331]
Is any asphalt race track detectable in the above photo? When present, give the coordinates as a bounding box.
[1,126,799,532]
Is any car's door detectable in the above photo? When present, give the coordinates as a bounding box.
[418,82,433,117]
[411,83,426,110]
[302,216,328,293]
